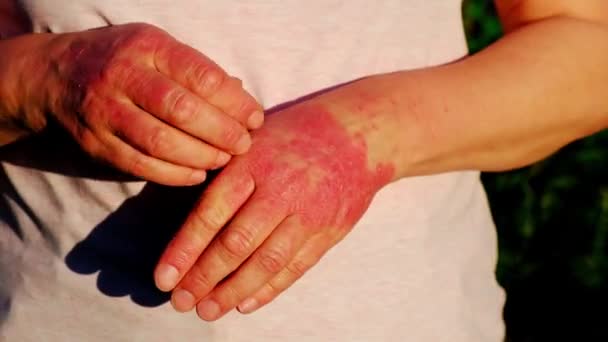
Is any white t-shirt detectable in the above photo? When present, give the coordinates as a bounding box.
[0,1,506,341]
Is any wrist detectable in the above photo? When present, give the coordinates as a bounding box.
[313,73,435,183]
[0,33,57,138]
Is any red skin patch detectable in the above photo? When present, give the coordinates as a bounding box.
[230,102,395,229]
[55,25,161,112]
[154,94,396,300]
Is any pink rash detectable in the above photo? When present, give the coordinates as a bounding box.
[60,27,155,105]
[238,103,395,229]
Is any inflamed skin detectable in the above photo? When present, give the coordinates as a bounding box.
[157,94,397,320]
[0,23,263,185]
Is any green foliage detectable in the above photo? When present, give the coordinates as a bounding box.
[463,0,608,340]
[462,0,503,54]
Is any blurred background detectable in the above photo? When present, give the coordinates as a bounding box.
[462,1,608,341]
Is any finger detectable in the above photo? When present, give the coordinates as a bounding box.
[124,68,252,154]
[154,163,255,292]
[236,233,338,315]
[153,42,263,129]
[109,101,231,170]
[92,130,207,186]
[170,194,290,312]
[194,215,309,321]
[206,76,265,130]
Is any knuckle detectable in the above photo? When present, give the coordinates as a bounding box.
[219,227,256,259]
[165,90,196,125]
[132,22,162,35]
[286,259,310,279]
[196,65,225,96]
[113,24,168,61]
[235,98,255,120]
[78,129,102,157]
[126,152,148,177]
[257,248,289,274]
[103,60,139,88]
[72,83,103,117]
[98,60,123,85]
[263,281,281,298]
[125,23,165,43]
[147,125,170,155]
[225,76,243,93]
[220,284,243,305]
[224,79,256,120]
[186,267,213,293]
[168,248,194,271]
[106,107,129,133]
[190,205,224,236]
[221,122,246,147]
[211,148,226,167]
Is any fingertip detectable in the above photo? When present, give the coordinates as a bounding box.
[189,170,207,185]
[155,263,180,292]
[237,297,259,314]
[215,151,231,168]
[196,299,222,321]
[233,134,252,155]
[171,288,197,313]
[247,110,264,130]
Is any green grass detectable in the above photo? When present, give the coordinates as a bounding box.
[463,1,608,340]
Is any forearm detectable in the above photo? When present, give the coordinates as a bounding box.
[328,16,608,180]
[0,33,51,145]
[1,0,50,145]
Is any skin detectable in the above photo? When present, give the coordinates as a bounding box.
[2,0,607,326]
[158,100,395,317]
[0,20,264,186]
[154,0,608,321]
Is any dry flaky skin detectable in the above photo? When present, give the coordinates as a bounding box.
[156,98,395,319]
[0,22,263,185]
[242,103,394,228]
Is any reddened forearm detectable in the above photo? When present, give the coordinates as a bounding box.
[339,16,608,180]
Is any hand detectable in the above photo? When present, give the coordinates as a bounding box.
[154,98,395,320]
[34,23,263,185]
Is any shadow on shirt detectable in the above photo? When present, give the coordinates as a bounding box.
[64,181,211,307]
[0,91,342,309]
[1,128,219,308]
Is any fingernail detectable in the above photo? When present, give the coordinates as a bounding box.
[155,264,180,291]
[247,110,264,129]
[190,170,207,184]
[215,151,231,167]
[234,134,251,154]
[237,298,259,314]
[197,299,221,321]
[172,289,196,312]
